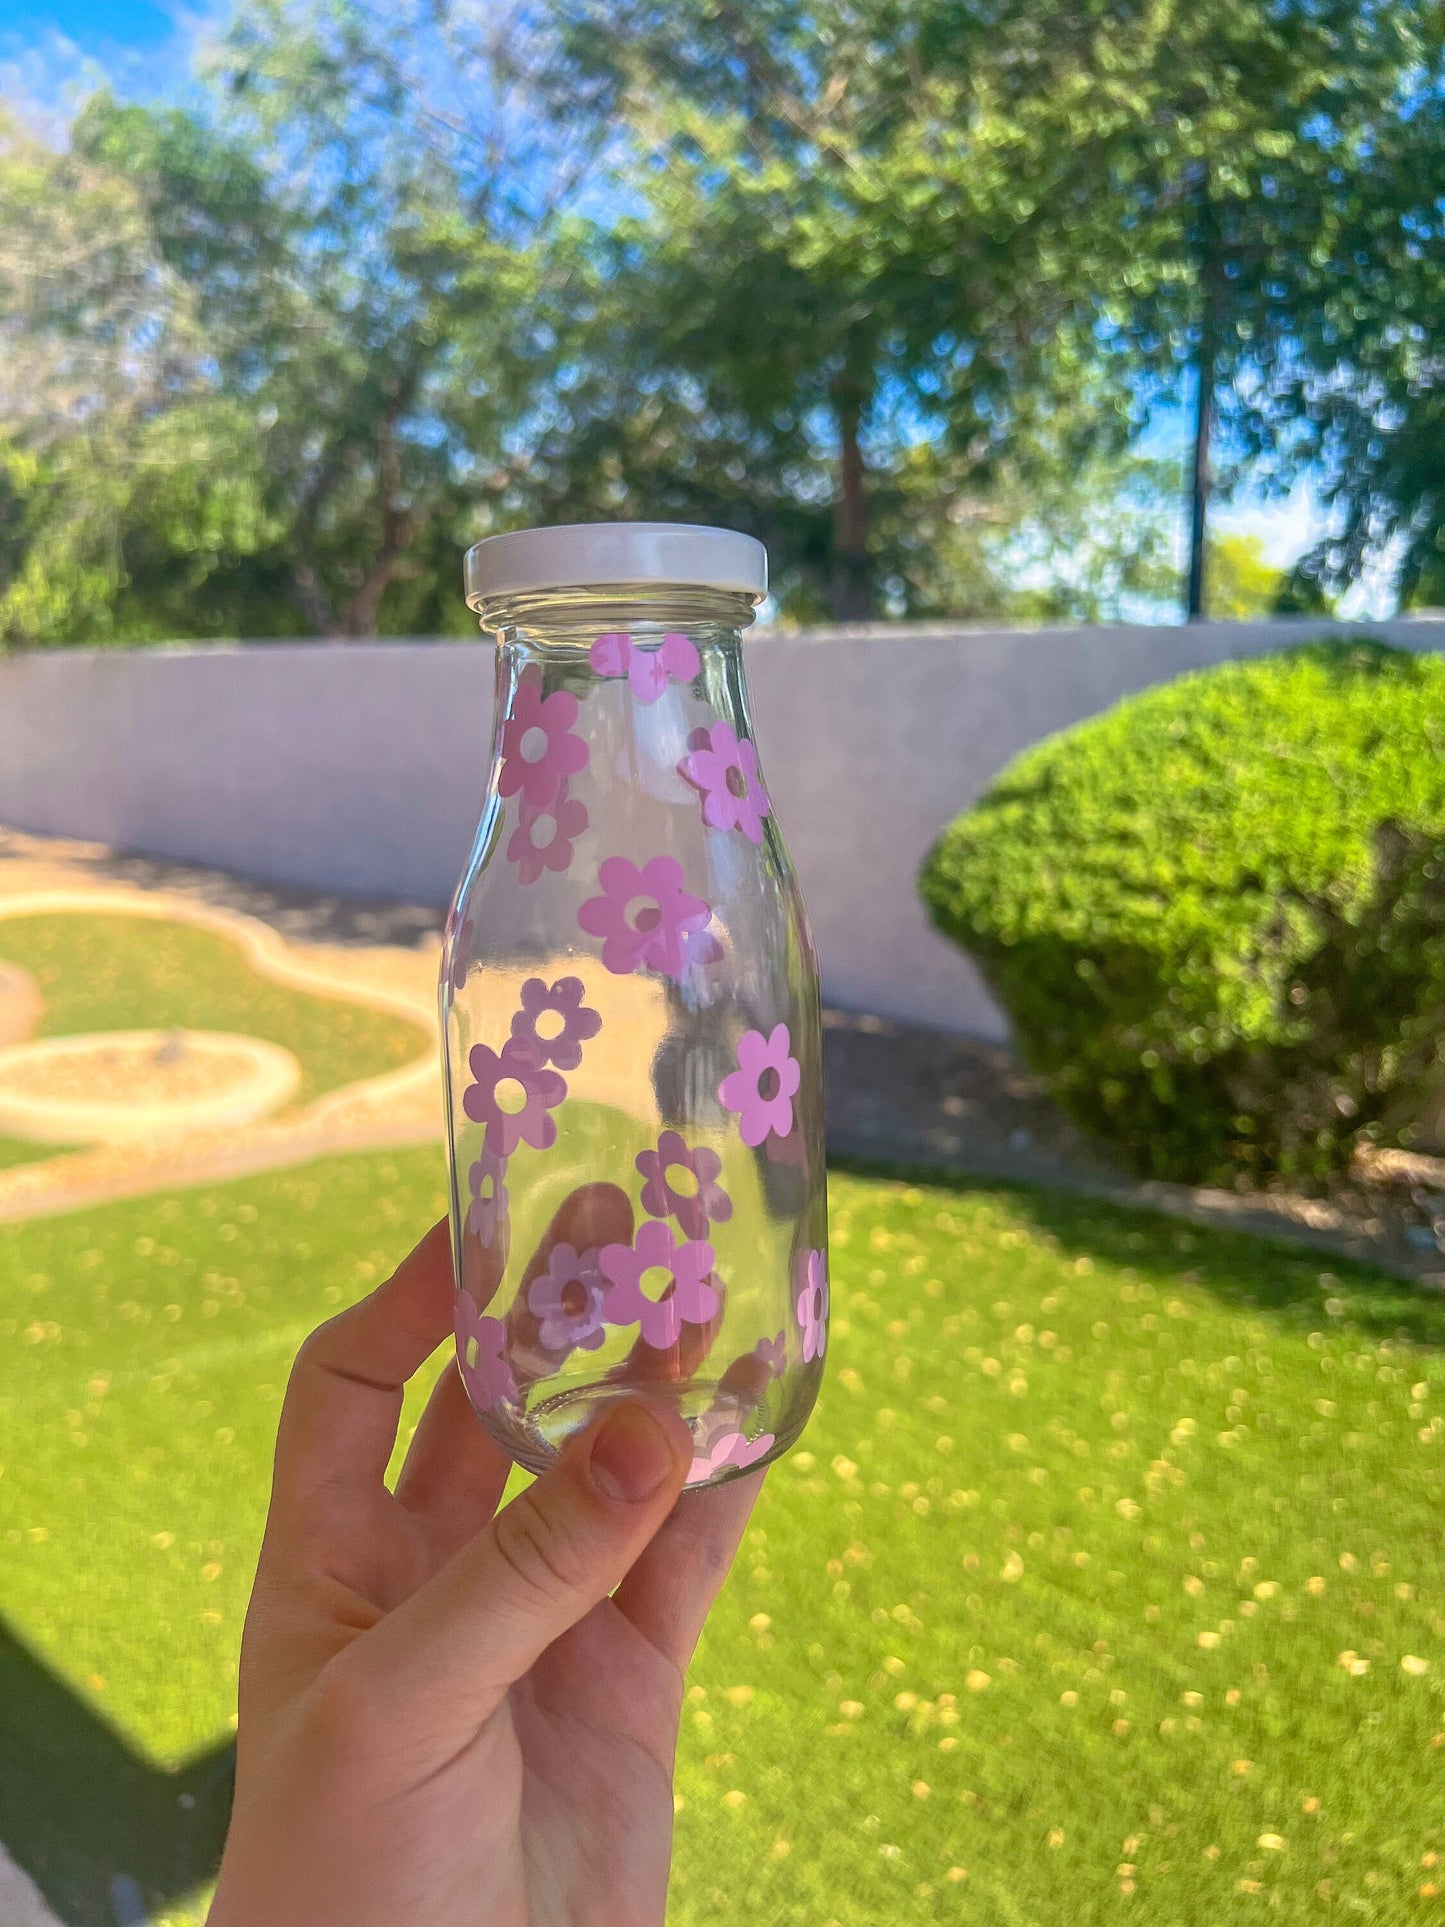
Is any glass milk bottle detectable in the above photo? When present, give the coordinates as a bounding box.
[442,523,828,1487]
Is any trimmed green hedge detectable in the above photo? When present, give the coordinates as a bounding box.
[919,639,1445,1184]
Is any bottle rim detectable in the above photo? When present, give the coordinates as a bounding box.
[464,521,768,610]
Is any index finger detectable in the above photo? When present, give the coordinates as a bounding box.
[272,1216,455,1506]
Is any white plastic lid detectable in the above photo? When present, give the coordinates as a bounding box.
[464,521,767,608]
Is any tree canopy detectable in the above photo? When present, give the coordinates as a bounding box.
[0,0,1439,644]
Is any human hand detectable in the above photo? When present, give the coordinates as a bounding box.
[207,1217,761,1927]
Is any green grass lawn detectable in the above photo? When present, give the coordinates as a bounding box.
[1,1150,1442,1925]
[0,910,429,1114]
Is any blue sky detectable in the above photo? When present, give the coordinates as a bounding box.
[1,0,1390,615]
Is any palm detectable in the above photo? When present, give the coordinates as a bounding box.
[220,1219,757,1927]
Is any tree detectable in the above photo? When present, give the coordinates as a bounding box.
[0,0,552,646]
[534,0,1123,621]
[1056,0,1443,619]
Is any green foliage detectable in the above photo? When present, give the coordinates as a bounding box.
[4,1156,1444,1922]
[1205,534,1286,620]
[920,640,1445,1184]
[0,3,551,648]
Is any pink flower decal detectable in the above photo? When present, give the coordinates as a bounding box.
[528,1242,607,1354]
[455,1294,517,1411]
[511,975,601,1072]
[635,1128,732,1240]
[465,1145,509,1246]
[718,1023,800,1146]
[578,855,717,978]
[679,720,771,844]
[754,1330,788,1378]
[590,631,631,677]
[462,1035,567,1157]
[795,1246,829,1363]
[590,629,700,704]
[498,666,589,810]
[506,781,588,885]
[599,1220,719,1349]
[687,1427,775,1484]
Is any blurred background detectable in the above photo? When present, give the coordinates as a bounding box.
[0,0,1441,636]
[0,3,1443,1925]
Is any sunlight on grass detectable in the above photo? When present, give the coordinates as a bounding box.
[0,910,428,1108]
[1,1151,1442,1924]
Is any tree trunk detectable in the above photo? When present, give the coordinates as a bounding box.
[1186,194,1220,622]
[830,395,871,622]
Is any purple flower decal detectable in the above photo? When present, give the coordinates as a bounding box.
[455,1294,517,1411]
[462,1035,567,1157]
[795,1246,829,1363]
[528,1242,607,1354]
[754,1330,788,1378]
[718,1023,800,1146]
[599,1220,719,1349]
[635,1128,732,1240]
[590,629,700,705]
[506,781,588,885]
[510,975,601,1072]
[687,1427,775,1485]
[578,855,717,978]
[498,665,589,810]
[465,1145,509,1246]
[679,720,771,844]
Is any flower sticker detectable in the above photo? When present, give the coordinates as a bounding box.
[795,1246,828,1363]
[510,975,601,1072]
[679,720,771,844]
[528,1243,608,1354]
[462,1035,567,1157]
[718,1022,800,1145]
[600,1220,719,1349]
[578,855,717,978]
[590,629,700,704]
[687,1427,775,1484]
[498,666,589,810]
[506,782,588,885]
[455,1294,517,1411]
[635,1128,732,1240]
[466,1145,509,1246]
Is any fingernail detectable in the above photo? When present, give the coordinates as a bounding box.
[589,1403,680,1504]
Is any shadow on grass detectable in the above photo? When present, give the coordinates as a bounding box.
[831,1154,1445,1351]
[0,1615,232,1927]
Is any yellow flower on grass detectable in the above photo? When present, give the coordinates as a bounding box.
[1048,1829,1065,1849]
[1401,1655,1430,1677]
[722,1790,747,1810]
[1258,1834,1285,1851]
[966,1670,991,1692]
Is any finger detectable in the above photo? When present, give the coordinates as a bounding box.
[273,1217,454,1506]
[356,1399,691,1733]
[505,1182,633,1385]
[612,1471,762,1670]
[393,1357,513,1553]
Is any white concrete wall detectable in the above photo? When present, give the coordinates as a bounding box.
[3,617,1441,1037]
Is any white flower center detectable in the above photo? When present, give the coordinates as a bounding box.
[494,1077,530,1116]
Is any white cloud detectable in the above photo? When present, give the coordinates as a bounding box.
[0,0,229,143]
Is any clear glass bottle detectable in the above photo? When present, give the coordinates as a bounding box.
[441,524,828,1487]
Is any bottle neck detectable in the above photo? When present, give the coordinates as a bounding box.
[475,583,758,653]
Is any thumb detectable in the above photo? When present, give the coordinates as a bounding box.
[361,1399,693,1730]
